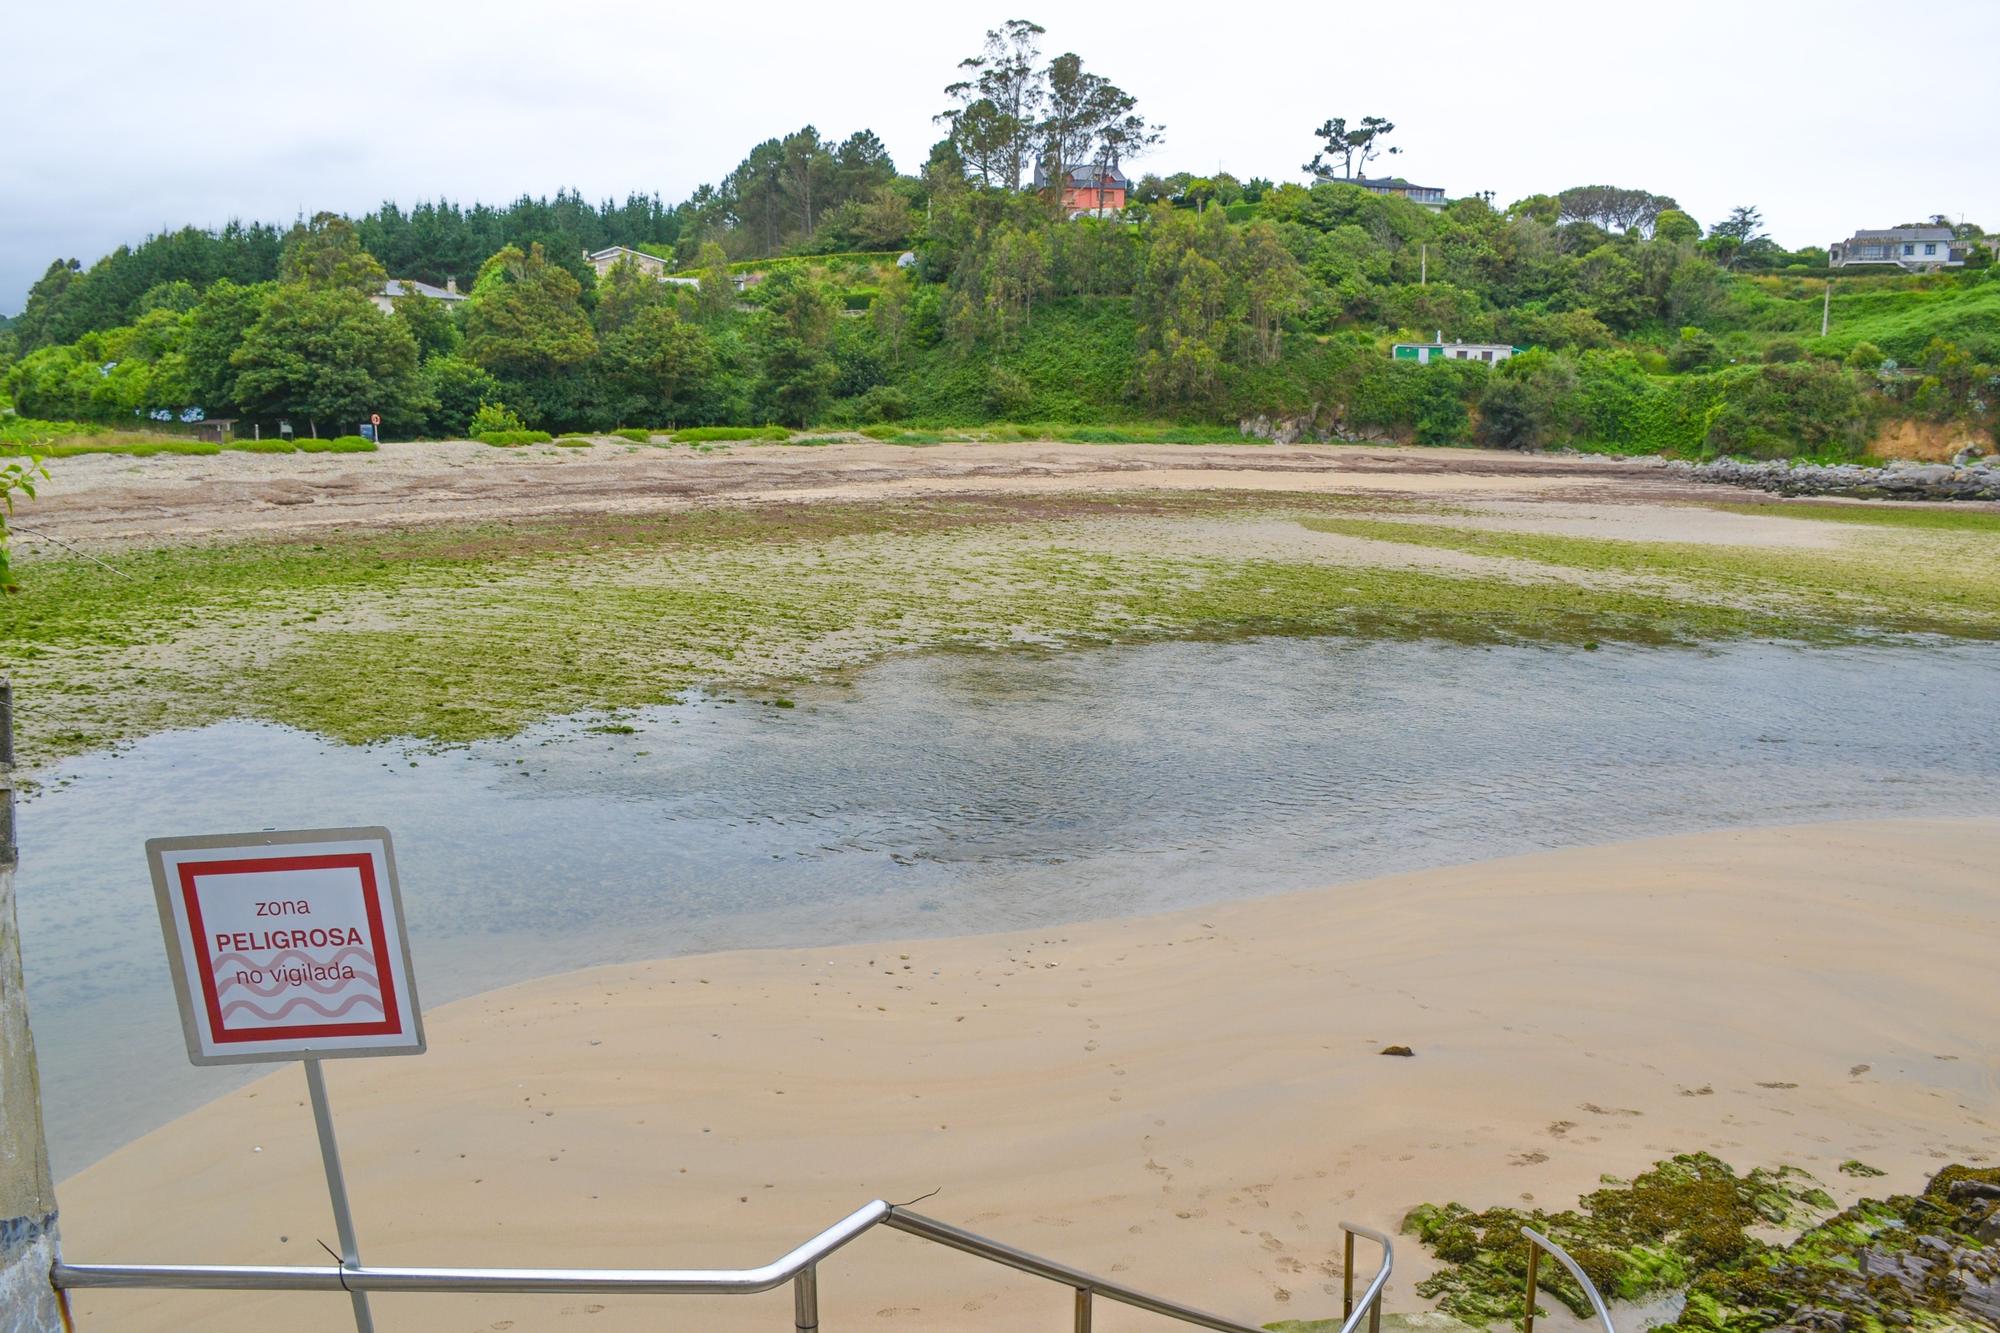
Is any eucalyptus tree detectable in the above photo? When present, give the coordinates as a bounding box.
[940,19,1047,190]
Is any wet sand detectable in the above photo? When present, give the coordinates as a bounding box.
[24,438,1728,548]
[55,818,2000,1332]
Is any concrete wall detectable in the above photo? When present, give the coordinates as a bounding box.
[1,682,62,1331]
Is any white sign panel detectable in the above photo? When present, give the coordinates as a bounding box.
[147,827,424,1065]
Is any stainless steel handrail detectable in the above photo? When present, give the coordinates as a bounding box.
[1520,1225,1614,1333]
[54,1199,1396,1333]
[1338,1221,1394,1333]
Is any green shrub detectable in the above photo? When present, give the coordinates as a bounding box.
[475,429,554,447]
[41,439,221,458]
[298,435,378,453]
[224,437,297,453]
[1762,338,1806,364]
[855,385,909,422]
[468,401,526,438]
[1668,327,1721,372]
[672,426,790,442]
[857,424,903,440]
[612,427,652,442]
[1844,341,1886,371]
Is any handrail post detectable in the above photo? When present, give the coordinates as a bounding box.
[1342,1229,1355,1319]
[1519,1227,1613,1333]
[1074,1284,1092,1332]
[793,1264,818,1331]
[1523,1245,1539,1333]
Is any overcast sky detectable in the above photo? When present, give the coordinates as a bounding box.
[7,0,1997,315]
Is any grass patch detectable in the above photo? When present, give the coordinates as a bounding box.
[222,438,296,454]
[475,429,554,447]
[672,426,789,443]
[1709,500,2000,533]
[297,435,377,454]
[1299,514,2000,639]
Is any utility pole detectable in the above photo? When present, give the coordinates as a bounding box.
[0,680,64,1330]
[1421,243,1427,287]
[1822,277,1832,338]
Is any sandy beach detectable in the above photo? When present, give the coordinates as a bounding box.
[22,439,1708,548]
[52,817,2000,1332]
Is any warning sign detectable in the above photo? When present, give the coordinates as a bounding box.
[147,827,424,1065]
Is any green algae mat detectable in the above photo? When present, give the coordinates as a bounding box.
[1402,1153,2000,1330]
[6,491,1997,766]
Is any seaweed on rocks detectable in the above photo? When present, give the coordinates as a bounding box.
[1405,1158,2000,1331]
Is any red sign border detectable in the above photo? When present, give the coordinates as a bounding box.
[177,852,405,1045]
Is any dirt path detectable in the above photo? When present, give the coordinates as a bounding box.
[21,439,1722,549]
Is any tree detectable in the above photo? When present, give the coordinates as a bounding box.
[592,255,671,336]
[751,269,838,426]
[982,225,1051,341]
[462,242,597,380]
[421,355,505,437]
[599,305,716,425]
[1237,222,1305,363]
[1705,205,1766,269]
[780,126,836,237]
[183,279,272,413]
[692,243,736,321]
[278,212,388,296]
[392,290,463,359]
[1038,51,1161,211]
[230,286,427,435]
[1556,186,1679,235]
[1653,209,1701,245]
[1306,116,1400,180]
[940,19,1047,191]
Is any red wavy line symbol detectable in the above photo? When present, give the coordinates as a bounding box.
[212,947,376,972]
[220,993,384,1023]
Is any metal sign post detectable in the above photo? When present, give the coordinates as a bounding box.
[147,827,422,1333]
[305,1058,374,1333]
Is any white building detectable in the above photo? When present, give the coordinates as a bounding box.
[370,277,465,315]
[1391,337,1521,365]
[1828,227,1965,271]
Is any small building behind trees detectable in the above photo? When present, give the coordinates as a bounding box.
[1034,162,1129,218]
[369,277,465,314]
[1391,337,1522,365]
[1339,177,1448,209]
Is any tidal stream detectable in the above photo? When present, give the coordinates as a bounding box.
[17,636,2000,1174]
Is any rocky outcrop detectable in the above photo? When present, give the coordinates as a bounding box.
[1664,456,2000,502]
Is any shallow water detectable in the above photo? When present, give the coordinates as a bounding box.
[17,636,2000,1174]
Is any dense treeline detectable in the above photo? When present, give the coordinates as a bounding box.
[4,17,1995,459]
